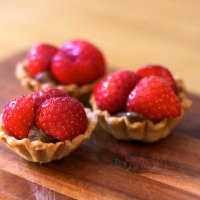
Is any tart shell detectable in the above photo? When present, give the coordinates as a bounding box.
[90,79,192,142]
[16,61,96,98]
[0,109,97,163]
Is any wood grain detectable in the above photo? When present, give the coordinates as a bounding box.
[0,53,200,200]
[0,170,73,200]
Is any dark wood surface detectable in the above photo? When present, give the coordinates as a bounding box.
[0,53,200,200]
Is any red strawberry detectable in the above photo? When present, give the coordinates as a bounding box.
[126,76,181,120]
[51,40,106,85]
[27,43,58,77]
[2,95,34,139]
[94,70,141,113]
[31,88,67,110]
[35,97,87,141]
[137,65,177,92]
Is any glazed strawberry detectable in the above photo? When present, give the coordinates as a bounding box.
[137,65,177,92]
[126,76,181,120]
[51,40,106,85]
[94,70,141,113]
[2,95,34,139]
[35,97,87,141]
[31,88,67,110]
[27,43,58,77]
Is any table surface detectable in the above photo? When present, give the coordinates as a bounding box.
[0,1,200,200]
[0,52,200,200]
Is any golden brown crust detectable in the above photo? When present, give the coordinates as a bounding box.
[16,61,96,97]
[0,109,97,163]
[90,78,192,142]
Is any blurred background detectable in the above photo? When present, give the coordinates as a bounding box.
[0,0,199,94]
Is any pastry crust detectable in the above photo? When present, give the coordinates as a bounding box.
[0,109,97,163]
[90,78,192,142]
[16,61,96,97]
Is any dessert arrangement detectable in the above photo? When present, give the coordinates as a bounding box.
[16,40,106,97]
[0,88,97,163]
[91,65,192,142]
[0,39,192,163]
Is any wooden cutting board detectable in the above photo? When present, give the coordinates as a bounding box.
[0,53,200,200]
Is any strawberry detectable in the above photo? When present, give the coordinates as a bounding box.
[136,65,177,92]
[51,40,106,85]
[27,43,58,77]
[31,88,67,110]
[2,95,34,139]
[126,76,181,120]
[94,70,141,113]
[35,97,87,141]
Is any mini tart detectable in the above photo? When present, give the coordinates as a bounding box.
[0,109,97,163]
[16,61,96,98]
[90,78,192,142]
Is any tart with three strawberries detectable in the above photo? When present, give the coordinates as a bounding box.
[16,40,106,98]
[90,65,192,142]
[0,89,97,163]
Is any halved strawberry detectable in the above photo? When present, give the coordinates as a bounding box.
[2,95,34,139]
[94,70,141,113]
[126,76,181,120]
[31,88,67,110]
[51,40,106,85]
[27,43,58,77]
[137,65,177,92]
[35,97,87,140]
